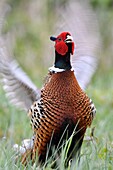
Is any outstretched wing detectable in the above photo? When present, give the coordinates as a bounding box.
[0,0,100,111]
[0,2,40,111]
[0,37,40,111]
[54,0,101,90]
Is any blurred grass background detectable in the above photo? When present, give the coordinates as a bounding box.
[0,0,113,169]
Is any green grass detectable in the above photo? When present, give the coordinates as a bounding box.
[0,0,113,169]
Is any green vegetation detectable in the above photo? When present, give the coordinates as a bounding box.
[0,0,113,169]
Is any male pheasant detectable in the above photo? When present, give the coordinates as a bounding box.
[0,0,100,168]
[18,32,96,166]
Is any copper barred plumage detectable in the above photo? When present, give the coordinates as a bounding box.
[27,69,96,164]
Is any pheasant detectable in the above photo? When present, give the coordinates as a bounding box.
[19,31,96,166]
[0,0,100,168]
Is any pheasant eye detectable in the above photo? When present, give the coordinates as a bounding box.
[58,37,62,41]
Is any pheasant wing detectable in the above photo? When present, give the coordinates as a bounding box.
[0,38,40,111]
[54,0,100,90]
[0,2,40,111]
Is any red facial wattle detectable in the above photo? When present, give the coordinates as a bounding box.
[55,41,68,56]
[50,32,75,56]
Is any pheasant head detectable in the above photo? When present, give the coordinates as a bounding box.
[50,32,75,71]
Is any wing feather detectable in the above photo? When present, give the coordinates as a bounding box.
[0,41,40,111]
[0,2,40,111]
[54,0,101,89]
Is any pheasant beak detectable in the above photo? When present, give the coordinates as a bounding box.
[65,35,73,43]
